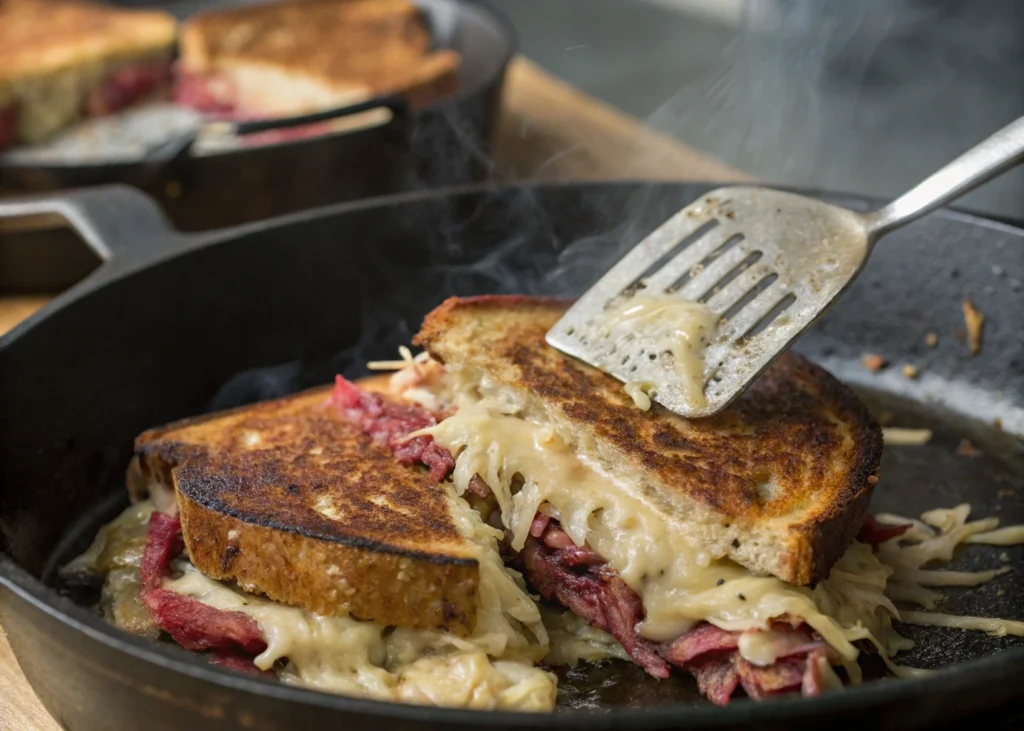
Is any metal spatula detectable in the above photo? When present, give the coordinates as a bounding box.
[547,115,1024,419]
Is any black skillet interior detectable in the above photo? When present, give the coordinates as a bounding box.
[0,182,1022,731]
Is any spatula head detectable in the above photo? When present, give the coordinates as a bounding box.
[546,186,872,419]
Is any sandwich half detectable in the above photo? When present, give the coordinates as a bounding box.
[410,295,890,701]
[405,295,1023,704]
[175,0,460,120]
[66,374,557,710]
[0,0,177,149]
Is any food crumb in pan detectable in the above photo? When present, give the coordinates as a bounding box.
[882,428,933,446]
[925,332,938,347]
[962,297,984,356]
[861,354,887,372]
[1000,552,1011,562]
[901,364,919,380]
[955,439,981,458]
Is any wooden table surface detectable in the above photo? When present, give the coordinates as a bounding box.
[0,57,745,730]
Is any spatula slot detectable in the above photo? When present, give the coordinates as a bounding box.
[621,220,718,298]
[665,233,745,295]
[738,292,797,344]
[696,249,763,304]
[720,272,778,323]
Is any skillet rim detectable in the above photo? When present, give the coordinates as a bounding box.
[0,179,1022,727]
[3,551,1022,727]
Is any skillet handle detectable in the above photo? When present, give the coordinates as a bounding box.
[0,184,182,262]
[144,94,409,167]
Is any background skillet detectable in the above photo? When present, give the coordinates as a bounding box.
[0,0,516,232]
[0,181,1021,730]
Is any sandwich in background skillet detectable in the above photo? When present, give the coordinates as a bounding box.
[0,0,177,150]
[175,0,461,122]
[2,0,462,153]
[63,296,1024,710]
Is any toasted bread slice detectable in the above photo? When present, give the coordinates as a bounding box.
[415,296,882,586]
[177,0,460,116]
[131,381,479,634]
[0,0,177,144]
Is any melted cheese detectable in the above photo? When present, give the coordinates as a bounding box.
[420,391,875,662]
[167,562,556,710]
[539,605,630,666]
[623,380,654,411]
[159,482,556,709]
[441,483,549,654]
[738,626,815,667]
[420,384,1024,682]
[74,488,557,711]
[600,295,718,410]
[968,525,1024,546]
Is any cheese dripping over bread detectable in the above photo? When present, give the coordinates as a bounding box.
[67,491,559,711]
[599,295,719,411]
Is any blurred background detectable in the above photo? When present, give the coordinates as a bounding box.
[491,0,1024,221]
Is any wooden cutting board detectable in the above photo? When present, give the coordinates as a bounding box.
[0,57,745,729]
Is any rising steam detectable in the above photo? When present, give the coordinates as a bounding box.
[207,178,687,411]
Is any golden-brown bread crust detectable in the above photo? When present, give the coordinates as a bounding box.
[178,0,459,108]
[0,0,176,83]
[134,383,478,634]
[415,295,883,585]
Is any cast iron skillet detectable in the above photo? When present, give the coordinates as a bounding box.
[0,0,516,232]
[0,182,1021,730]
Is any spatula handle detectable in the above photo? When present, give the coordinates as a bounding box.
[867,115,1024,238]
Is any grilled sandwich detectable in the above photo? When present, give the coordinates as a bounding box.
[175,0,460,120]
[67,373,557,710]
[0,0,177,149]
[65,295,1023,710]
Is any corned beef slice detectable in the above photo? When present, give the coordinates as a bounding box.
[209,650,276,678]
[690,655,740,706]
[85,59,173,116]
[331,375,454,481]
[858,514,912,544]
[141,512,267,657]
[525,517,829,705]
[524,533,671,678]
[172,69,335,144]
[800,649,831,697]
[659,622,739,665]
[173,69,234,114]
